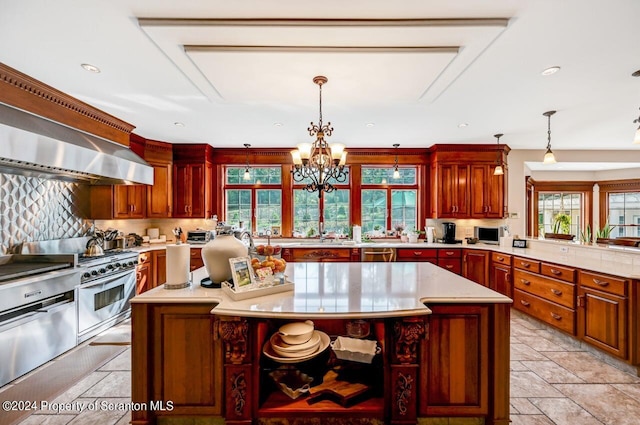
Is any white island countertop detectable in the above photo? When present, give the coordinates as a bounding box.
[132,262,512,319]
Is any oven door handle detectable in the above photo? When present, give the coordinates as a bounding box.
[35,298,75,314]
[79,269,134,289]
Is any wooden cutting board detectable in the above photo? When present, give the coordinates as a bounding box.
[307,370,370,407]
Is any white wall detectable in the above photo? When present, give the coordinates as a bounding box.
[506,149,640,238]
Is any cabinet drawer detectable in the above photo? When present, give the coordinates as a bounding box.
[514,289,575,334]
[292,248,351,262]
[438,258,461,274]
[541,263,576,283]
[491,252,511,265]
[513,270,575,308]
[438,249,461,259]
[513,256,540,273]
[579,271,627,297]
[396,248,438,260]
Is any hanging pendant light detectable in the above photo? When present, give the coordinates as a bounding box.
[392,143,400,179]
[493,134,504,176]
[542,110,557,164]
[633,108,640,144]
[290,76,348,197]
[243,143,251,180]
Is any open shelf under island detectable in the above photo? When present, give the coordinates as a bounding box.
[130,262,512,425]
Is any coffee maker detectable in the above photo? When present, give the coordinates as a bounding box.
[442,222,458,244]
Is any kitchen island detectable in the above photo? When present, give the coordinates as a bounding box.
[130,262,512,425]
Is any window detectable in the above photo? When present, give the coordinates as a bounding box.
[537,192,582,236]
[292,168,350,237]
[225,167,282,233]
[606,192,640,238]
[361,167,417,233]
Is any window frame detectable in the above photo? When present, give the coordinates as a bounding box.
[599,180,640,239]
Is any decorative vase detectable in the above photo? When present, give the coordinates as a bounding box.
[201,234,248,284]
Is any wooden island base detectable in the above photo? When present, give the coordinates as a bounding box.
[130,302,510,425]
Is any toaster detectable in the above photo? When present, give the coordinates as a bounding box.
[186,230,212,244]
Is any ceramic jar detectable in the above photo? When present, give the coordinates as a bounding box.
[201,234,248,284]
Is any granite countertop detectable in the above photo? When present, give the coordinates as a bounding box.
[132,262,512,319]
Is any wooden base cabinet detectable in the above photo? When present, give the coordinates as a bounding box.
[152,249,167,287]
[136,252,152,295]
[577,271,628,359]
[419,303,510,425]
[490,252,512,297]
[131,303,223,425]
[463,249,489,286]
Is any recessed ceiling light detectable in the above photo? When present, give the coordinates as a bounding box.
[366,123,375,127]
[81,63,100,73]
[458,123,469,128]
[273,122,283,127]
[174,122,185,127]
[541,66,561,76]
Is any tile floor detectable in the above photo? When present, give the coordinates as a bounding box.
[7,311,640,425]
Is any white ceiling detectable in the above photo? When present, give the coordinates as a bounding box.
[1,0,640,160]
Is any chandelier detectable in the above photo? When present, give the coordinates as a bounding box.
[291,76,348,197]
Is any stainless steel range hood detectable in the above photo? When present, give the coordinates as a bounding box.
[0,102,153,185]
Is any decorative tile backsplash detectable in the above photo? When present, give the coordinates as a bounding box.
[0,173,92,253]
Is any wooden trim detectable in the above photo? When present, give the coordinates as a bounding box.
[186,45,459,53]
[139,17,509,28]
[0,62,134,145]
[598,179,640,192]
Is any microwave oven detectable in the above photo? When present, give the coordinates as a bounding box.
[474,226,504,245]
[186,230,212,244]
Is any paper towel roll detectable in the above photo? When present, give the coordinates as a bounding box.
[352,225,362,243]
[166,243,190,289]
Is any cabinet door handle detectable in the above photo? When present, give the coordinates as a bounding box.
[488,205,492,212]
[520,279,530,285]
[577,295,585,307]
[593,278,609,287]
[506,273,510,282]
[550,312,562,320]
[520,300,530,307]
[445,265,453,269]
[496,256,504,261]
[550,288,562,296]
[520,262,531,268]
[445,251,454,256]
[550,268,562,275]
[413,251,422,256]
[184,205,188,213]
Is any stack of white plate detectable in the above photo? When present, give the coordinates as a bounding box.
[263,321,330,363]
[270,332,321,358]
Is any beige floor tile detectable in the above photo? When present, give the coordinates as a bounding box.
[529,397,603,425]
[36,398,98,416]
[37,372,110,415]
[511,324,542,339]
[115,412,132,425]
[65,398,128,425]
[516,336,570,352]
[510,398,542,414]
[520,360,584,383]
[16,414,77,425]
[509,414,556,424]
[82,372,131,398]
[531,329,583,351]
[511,361,530,371]
[554,383,640,425]
[99,348,131,372]
[511,343,549,361]
[510,371,564,398]
[545,352,640,384]
[612,384,640,402]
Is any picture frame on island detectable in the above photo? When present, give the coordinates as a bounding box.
[229,256,255,288]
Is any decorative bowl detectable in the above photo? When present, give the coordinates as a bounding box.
[278,320,314,345]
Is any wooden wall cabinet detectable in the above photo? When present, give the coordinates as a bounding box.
[173,144,214,218]
[428,145,509,219]
[89,185,146,219]
[462,249,489,286]
[470,165,506,218]
[577,270,628,359]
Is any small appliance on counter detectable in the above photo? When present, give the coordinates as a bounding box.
[442,222,462,244]
[186,229,213,244]
[474,226,504,245]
